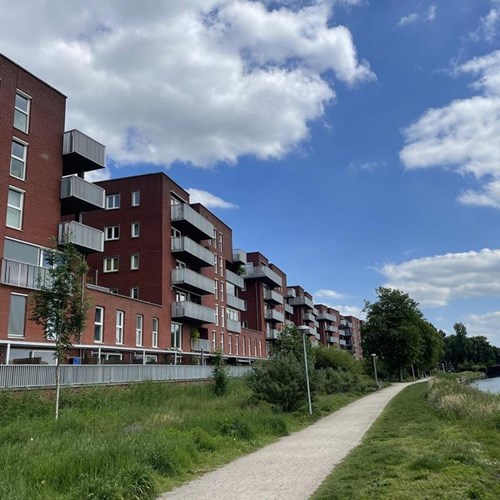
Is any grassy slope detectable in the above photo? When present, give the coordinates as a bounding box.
[313,380,500,500]
[0,379,364,499]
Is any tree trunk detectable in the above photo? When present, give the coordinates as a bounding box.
[55,358,60,420]
[411,364,416,380]
[399,367,403,382]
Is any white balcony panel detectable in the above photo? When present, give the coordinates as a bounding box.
[286,288,297,298]
[226,269,244,289]
[243,265,282,287]
[288,295,314,309]
[263,289,283,305]
[285,303,294,315]
[232,249,247,264]
[171,236,213,267]
[227,319,242,334]
[171,301,215,324]
[191,338,212,352]
[316,312,336,322]
[264,309,284,323]
[61,175,105,213]
[1,259,51,290]
[171,204,214,240]
[58,221,104,253]
[226,293,246,311]
[171,268,215,295]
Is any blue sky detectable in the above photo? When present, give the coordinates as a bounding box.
[2,0,500,344]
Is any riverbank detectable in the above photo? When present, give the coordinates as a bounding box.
[313,376,500,499]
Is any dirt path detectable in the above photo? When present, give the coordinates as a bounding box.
[159,380,428,500]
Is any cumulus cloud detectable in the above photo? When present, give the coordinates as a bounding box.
[0,0,373,168]
[400,50,500,208]
[187,188,238,209]
[465,311,500,346]
[332,304,365,319]
[314,288,345,300]
[379,248,500,307]
[398,4,436,26]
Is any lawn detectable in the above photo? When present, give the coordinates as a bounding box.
[0,378,365,499]
[313,376,500,500]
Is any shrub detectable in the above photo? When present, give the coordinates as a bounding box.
[314,347,362,374]
[317,368,369,394]
[212,351,229,396]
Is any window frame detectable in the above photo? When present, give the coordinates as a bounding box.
[130,287,139,299]
[7,292,27,338]
[130,253,139,270]
[131,190,140,207]
[104,225,120,241]
[131,222,140,238]
[6,186,24,230]
[136,314,143,346]
[10,138,28,181]
[106,193,120,210]
[14,90,31,133]
[94,307,104,343]
[103,256,119,273]
[115,310,124,345]
[152,317,159,348]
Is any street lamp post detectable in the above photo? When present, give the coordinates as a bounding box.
[298,326,313,415]
[371,353,379,389]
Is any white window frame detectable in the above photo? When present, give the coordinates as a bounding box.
[10,138,27,181]
[219,256,223,274]
[94,307,104,343]
[7,292,27,338]
[132,190,140,207]
[171,322,182,349]
[152,317,159,348]
[103,256,119,273]
[214,279,218,296]
[214,253,217,274]
[6,186,24,230]
[116,310,124,345]
[220,282,224,301]
[130,287,139,299]
[242,336,246,356]
[220,332,224,352]
[221,306,225,328]
[136,314,143,346]
[235,336,239,355]
[14,90,30,133]
[106,193,120,210]
[228,334,232,355]
[131,222,140,238]
[215,304,219,326]
[130,253,139,270]
[104,225,120,241]
[212,330,216,352]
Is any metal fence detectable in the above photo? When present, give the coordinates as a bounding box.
[0,364,252,390]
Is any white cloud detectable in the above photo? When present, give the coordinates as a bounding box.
[398,13,419,26]
[400,50,500,208]
[398,4,436,26]
[314,288,345,300]
[348,160,385,172]
[379,248,500,307]
[333,304,365,319]
[85,168,112,183]
[0,0,373,169]
[187,188,238,209]
[465,311,500,346]
[470,1,500,42]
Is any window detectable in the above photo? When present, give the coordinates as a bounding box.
[130,253,139,270]
[212,330,216,352]
[235,336,239,355]
[220,332,224,352]
[171,322,182,349]
[152,318,159,348]
[214,279,218,296]
[103,257,119,272]
[106,193,120,210]
[116,310,124,345]
[220,282,224,301]
[212,228,217,246]
[215,304,219,326]
[6,187,24,229]
[242,320,248,328]
[221,306,225,328]
[10,140,27,180]
[213,253,217,274]
[228,334,232,355]
[14,91,30,133]
[130,287,139,299]
[8,293,27,338]
[219,256,223,274]
[219,232,223,251]
[131,222,140,238]
[259,340,262,358]
[105,225,119,241]
[94,307,104,343]
[242,337,246,356]
[254,339,258,357]
[136,314,143,346]
[132,190,140,206]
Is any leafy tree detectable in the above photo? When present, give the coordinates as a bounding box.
[314,346,362,374]
[211,351,229,396]
[415,320,444,376]
[361,288,425,380]
[31,241,91,419]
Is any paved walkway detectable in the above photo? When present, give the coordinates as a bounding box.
[160,380,428,500]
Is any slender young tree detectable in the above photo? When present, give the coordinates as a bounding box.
[31,240,91,419]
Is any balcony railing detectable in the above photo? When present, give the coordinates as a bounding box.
[303,311,316,322]
[63,129,105,175]
[191,338,212,352]
[288,295,314,309]
[171,268,215,295]
[171,301,215,324]
[327,336,337,344]
[243,265,282,287]
[286,288,297,298]
[339,339,347,346]
[171,204,214,240]
[60,175,105,215]
[232,248,247,265]
[316,312,336,322]
[58,221,104,253]
[1,259,51,290]
[226,319,242,334]
[285,319,295,327]
[326,325,338,333]
[226,293,247,311]
[285,302,294,314]
[225,269,244,289]
[263,289,283,305]
[264,309,284,323]
[266,329,280,340]
[171,236,213,267]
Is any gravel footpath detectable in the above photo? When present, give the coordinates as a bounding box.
[159,379,428,500]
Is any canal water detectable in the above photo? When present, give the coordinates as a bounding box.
[471,376,500,394]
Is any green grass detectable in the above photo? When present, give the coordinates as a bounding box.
[312,377,500,500]
[0,378,366,499]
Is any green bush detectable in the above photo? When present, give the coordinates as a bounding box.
[314,347,362,374]
[317,368,370,394]
[212,351,229,396]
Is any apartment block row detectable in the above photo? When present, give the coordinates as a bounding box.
[0,53,363,365]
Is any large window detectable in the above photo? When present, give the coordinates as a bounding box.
[105,225,119,241]
[10,140,27,180]
[136,315,143,346]
[116,310,124,345]
[152,318,159,348]
[94,307,104,342]
[103,257,119,272]
[106,193,120,210]
[171,322,182,349]
[14,91,30,133]
[6,187,24,229]
[8,293,27,338]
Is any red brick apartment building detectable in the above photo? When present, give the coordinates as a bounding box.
[0,53,363,365]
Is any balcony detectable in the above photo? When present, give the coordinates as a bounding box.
[263,289,283,305]
[316,311,336,322]
[326,325,338,333]
[60,175,105,215]
[339,339,347,346]
[342,328,352,337]
[285,319,295,327]
[303,311,316,322]
[286,288,297,298]
[171,268,215,295]
[226,293,246,311]
[171,204,214,241]
[264,309,284,323]
[327,336,337,344]
[232,248,247,265]
[63,129,105,175]
[171,236,213,267]
[302,326,317,337]
[288,295,314,309]
[266,329,280,340]
[191,338,211,352]
[171,301,215,324]
[1,259,51,290]
[227,319,242,334]
[58,221,104,253]
[285,302,294,315]
[243,265,282,287]
[226,269,244,289]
